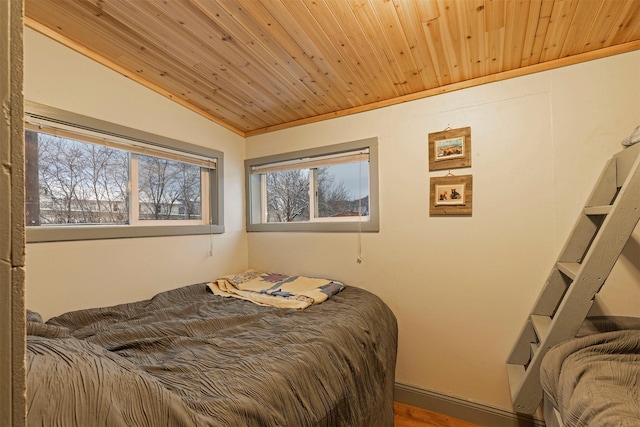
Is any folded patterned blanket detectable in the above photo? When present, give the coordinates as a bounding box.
[209,270,345,309]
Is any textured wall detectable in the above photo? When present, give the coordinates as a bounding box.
[0,1,26,426]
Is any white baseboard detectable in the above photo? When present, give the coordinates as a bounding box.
[394,383,545,427]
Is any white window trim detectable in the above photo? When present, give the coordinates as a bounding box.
[245,138,379,233]
[25,101,224,242]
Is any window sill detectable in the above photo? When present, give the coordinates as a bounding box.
[26,224,224,243]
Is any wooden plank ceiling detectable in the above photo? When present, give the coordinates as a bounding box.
[25,0,640,137]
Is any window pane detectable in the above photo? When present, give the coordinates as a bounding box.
[265,169,310,222]
[137,155,202,221]
[25,130,129,226]
[316,162,369,218]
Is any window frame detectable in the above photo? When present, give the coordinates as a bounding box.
[25,101,224,243]
[245,138,379,232]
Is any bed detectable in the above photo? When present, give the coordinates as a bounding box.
[26,273,398,426]
[540,316,640,427]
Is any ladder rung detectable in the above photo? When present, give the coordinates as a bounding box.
[507,363,525,399]
[507,321,537,365]
[584,205,612,216]
[531,315,551,342]
[557,261,580,280]
[533,269,571,317]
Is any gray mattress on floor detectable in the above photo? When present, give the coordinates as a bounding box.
[540,316,640,427]
[27,283,398,426]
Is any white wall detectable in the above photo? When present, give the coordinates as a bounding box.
[246,51,640,412]
[24,28,248,320]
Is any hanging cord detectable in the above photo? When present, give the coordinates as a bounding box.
[209,226,214,257]
[356,159,363,264]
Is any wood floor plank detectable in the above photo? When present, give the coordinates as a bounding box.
[394,402,482,427]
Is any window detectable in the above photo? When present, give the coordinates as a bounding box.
[24,101,224,242]
[245,138,379,232]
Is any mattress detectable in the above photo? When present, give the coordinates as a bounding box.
[540,317,640,427]
[27,282,398,426]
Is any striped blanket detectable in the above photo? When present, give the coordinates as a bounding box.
[209,270,345,309]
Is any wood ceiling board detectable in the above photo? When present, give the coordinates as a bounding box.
[582,0,630,53]
[350,0,424,94]
[234,0,353,111]
[190,1,334,117]
[391,0,441,89]
[558,0,606,58]
[315,0,402,100]
[279,0,376,102]
[24,0,640,136]
[503,0,532,72]
[145,0,329,123]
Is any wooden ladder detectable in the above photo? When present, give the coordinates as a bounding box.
[506,141,640,414]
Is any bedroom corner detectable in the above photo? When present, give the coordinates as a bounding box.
[22,27,250,320]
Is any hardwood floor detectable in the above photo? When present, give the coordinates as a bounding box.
[394,402,482,427]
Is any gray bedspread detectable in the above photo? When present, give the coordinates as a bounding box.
[540,317,640,427]
[27,283,398,427]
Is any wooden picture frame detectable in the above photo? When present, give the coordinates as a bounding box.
[428,126,471,171]
[430,174,472,216]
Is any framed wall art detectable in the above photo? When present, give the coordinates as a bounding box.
[428,126,471,171]
[430,174,472,216]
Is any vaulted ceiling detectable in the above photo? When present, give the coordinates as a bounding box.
[25,0,640,136]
